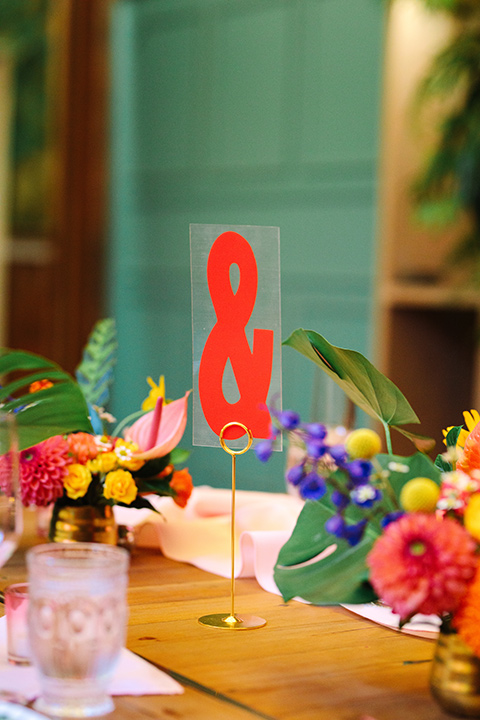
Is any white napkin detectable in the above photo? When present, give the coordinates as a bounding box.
[114,486,304,591]
[0,617,183,700]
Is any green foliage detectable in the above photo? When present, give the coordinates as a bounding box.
[274,501,378,605]
[75,319,117,410]
[409,1,480,273]
[0,349,92,450]
[283,329,434,452]
[274,451,440,604]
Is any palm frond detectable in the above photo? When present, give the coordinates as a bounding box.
[75,319,117,410]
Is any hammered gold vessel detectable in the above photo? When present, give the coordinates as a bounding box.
[51,505,118,545]
[430,623,480,717]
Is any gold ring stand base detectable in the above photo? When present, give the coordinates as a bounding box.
[198,613,267,630]
[198,422,266,631]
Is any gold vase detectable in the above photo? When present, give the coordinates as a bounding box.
[430,620,480,717]
[51,505,118,545]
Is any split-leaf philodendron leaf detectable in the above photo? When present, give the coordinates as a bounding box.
[283,329,434,451]
[274,452,441,605]
[0,349,93,450]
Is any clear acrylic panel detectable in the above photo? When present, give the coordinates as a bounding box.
[190,224,282,450]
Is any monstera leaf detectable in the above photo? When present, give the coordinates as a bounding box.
[274,501,378,605]
[0,349,92,450]
[283,329,434,451]
[274,450,441,605]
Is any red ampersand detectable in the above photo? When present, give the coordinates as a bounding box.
[198,231,274,440]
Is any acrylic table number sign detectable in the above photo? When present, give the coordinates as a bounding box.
[190,224,282,630]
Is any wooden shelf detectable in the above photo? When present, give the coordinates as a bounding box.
[375,2,480,457]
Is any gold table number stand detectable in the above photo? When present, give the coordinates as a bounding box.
[198,421,267,630]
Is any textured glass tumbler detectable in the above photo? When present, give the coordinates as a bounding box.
[27,542,129,718]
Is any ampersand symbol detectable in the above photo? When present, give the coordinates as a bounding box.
[198,231,274,440]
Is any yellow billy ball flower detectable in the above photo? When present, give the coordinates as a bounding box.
[104,469,138,505]
[464,493,480,542]
[345,428,382,459]
[399,477,440,513]
[64,463,92,500]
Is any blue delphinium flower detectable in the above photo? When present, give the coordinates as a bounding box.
[347,459,373,486]
[331,490,350,510]
[299,471,326,500]
[350,484,382,508]
[343,519,367,546]
[277,410,301,430]
[329,445,348,466]
[303,423,327,440]
[325,514,345,538]
[380,510,404,528]
[286,463,305,486]
[255,439,274,463]
[306,438,327,460]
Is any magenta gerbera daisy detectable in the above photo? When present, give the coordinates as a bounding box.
[367,513,477,621]
[20,435,71,507]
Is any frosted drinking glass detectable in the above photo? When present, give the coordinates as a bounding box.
[27,542,129,718]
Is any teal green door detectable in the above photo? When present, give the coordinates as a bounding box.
[107,0,384,491]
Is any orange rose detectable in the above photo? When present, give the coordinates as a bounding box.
[170,468,193,508]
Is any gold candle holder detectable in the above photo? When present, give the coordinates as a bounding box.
[198,421,267,630]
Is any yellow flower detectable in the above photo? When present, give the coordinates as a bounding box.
[87,451,118,474]
[464,493,480,542]
[399,477,440,513]
[141,375,165,412]
[64,463,92,500]
[345,428,381,460]
[114,439,144,471]
[443,409,480,449]
[104,469,137,505]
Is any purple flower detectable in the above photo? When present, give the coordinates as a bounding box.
[347,459,372,486]
[331,490,350,510]
[325,514,346,538]
[350,485,382,508]
[286,463,305,486]
[306,439,327,460]
[299,471,326,500]
[277,410,301,430]
[344,519,367,547]
[304,423,327,440]
[329,445,348,465]
[380,511,404,529]
[255,439,274,463]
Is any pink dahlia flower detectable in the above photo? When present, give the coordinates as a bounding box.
[367,513,477,620]
[20,435,71,507]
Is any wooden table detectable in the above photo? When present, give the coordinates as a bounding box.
[1,526,452,720]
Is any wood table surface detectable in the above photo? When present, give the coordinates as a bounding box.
[0,517,453,720]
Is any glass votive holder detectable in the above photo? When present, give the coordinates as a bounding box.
[27,542,129,718]
[5,582,30,666]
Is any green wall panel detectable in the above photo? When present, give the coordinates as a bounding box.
[107,0,384,493]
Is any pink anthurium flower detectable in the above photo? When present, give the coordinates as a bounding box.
[126,390,191,460]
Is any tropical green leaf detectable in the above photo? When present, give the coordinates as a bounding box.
[274,501,378,605]
[376,452,442,497]
[0,348,92,450]
[75,319,117,409]
[283,329,419,428]
[389,425,436,453]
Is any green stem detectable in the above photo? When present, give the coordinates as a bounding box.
[383,422,393,456]
[113,409,146,438]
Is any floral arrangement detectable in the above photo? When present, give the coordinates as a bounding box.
[256,328,480,659]
[1,319,193,525]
